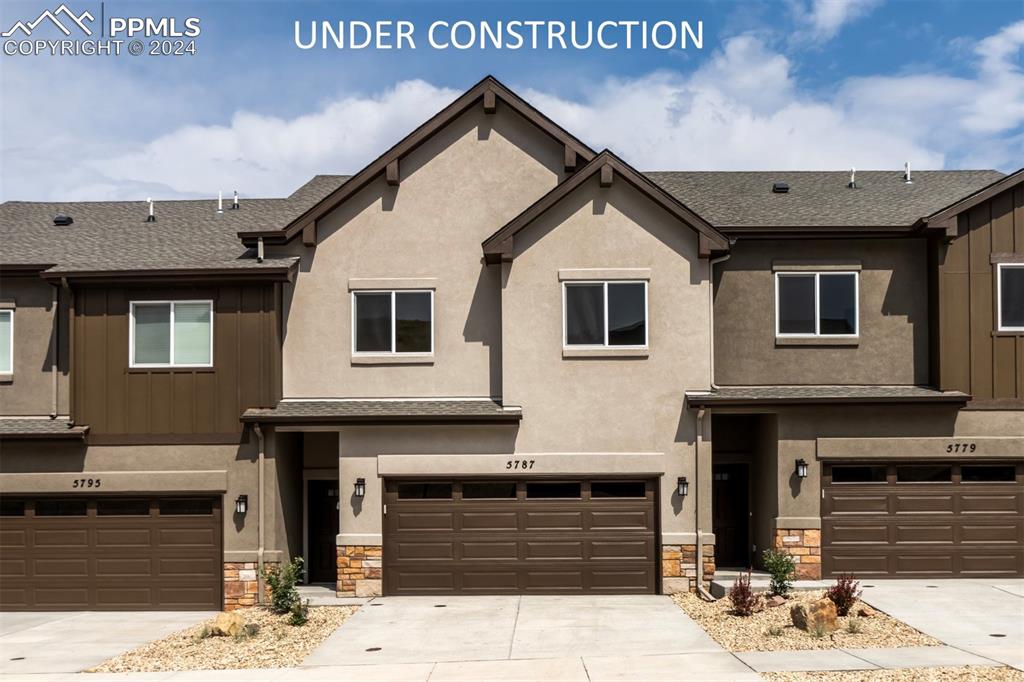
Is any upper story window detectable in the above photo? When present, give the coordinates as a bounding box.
[0,310,11,374]
[563,281,647,348]
[130,301,213,368]
[997,263,1024,332]
[775,272,858,337]
[352,290,433,355]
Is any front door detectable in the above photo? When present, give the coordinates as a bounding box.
[713,463,750,568]
[308,480,340,584]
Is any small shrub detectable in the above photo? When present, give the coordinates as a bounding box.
[810,621,830,639]
[193,625,214,642]
[288,598,310,627]
[264,556,304,615]
[761,549,796,597]
[846,618,863,634]
[826,573,862,616]
[766,625,784,637]
[729,571,762,617]
[233,623,260,641]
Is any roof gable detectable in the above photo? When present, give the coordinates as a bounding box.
[238,75,597,247]
[922,167,1024,237]
[482,150,729,264]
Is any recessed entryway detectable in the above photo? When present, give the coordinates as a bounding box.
[306,479,340,584]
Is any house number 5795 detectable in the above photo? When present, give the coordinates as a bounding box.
[71,478,101,488]
[506,460,535,470]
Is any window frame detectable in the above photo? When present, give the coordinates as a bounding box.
[129,300,214,369]
[0,309,12,375]
[774,271,859,338]
[561,280,648,350]
[351,289,434,357]
[996,263,1024,332]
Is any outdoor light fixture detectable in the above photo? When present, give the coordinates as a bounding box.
[677,476,689,497]
[354,477,366,498]
[235,494,248,515]
[795,459,809,479]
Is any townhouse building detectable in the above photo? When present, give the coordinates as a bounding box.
[0,77,1020,610]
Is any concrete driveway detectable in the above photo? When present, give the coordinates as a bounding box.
[302,595,760,681]
[0,610,214,674]
[861,579,1024,670]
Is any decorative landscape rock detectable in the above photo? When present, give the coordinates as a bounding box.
[210,611,245,637]
[766,595,787,608]
[857,605,877,618]
[790,597,838,633]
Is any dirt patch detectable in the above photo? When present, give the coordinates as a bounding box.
[89,606,357,672]
[673,591,939,651]
[763,667,1023,682]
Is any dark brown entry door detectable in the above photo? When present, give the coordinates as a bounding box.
[0,496,222,611]
[383,479,657,595]
[823,462,1023,577]
[713,463,750,567]
[308,480,340,583]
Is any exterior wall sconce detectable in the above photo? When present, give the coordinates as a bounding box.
[795,459,809,479]
[234,494,248,515]
[677,476,689,497]
[354,477,366,498]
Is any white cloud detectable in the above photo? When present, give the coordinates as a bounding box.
[2,21,1021,202]
[793,0,883,42]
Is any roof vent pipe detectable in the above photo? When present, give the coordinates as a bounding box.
[217,190,224,214]
[257,237,264,263]
[903,162,912,184]
[848,167,856,189]
[232,190,239,210]
[146,197,156,222]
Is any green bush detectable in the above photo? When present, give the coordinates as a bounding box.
[289,598,310,627]
[263,557,304,615]
[761,549,796,597]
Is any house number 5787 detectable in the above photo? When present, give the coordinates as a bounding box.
[506,460,535,470]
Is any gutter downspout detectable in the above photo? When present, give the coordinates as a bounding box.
[253,423,266,605]
[49,282,60,419]
[694,406,715,601]
[708,251,732,390]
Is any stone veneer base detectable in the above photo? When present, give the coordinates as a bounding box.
[662,543,716,594]
[223,561,272,611]
[774,528,822,579]
[336,545,383,597]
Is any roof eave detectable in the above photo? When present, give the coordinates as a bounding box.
[39,261,299,284]
[240,412,522,426]
[0,425,90,440]
[684,392,971,408]
[923,167,1024,228]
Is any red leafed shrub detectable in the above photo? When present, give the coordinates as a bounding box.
[729,571,762,617]
[826,573,862,616]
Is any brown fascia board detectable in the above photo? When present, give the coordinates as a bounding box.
[719,225,921,238]
[38,262,298,285]
[238,75,597,247]
[0,263,56,275]
[921,167,1023,232]
[685,392,971,408]
[0,426,89,440]
[482,150,729,264]
[240,413,522,426]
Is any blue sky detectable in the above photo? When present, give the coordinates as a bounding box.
[1,0,1021,201]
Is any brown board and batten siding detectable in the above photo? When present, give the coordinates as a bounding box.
[935,182,1024,403]
[72,284,280,443]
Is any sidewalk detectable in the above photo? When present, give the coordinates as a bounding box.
[735,645,1003,673]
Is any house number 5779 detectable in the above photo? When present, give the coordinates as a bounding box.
[506,460,535,470]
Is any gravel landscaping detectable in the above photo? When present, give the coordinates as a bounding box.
[89,606,357,672]
[673,590,939,651]
[764,667,1024,681]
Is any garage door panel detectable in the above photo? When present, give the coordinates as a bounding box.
[385,479,656,595]
[0,496,221,611]
[0,529,27,547]
[395,512,454,531]
[823,463,1022,579]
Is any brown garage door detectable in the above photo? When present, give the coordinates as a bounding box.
[0,496,222,611]
[823,462,1023,578]
[384,479,657,595]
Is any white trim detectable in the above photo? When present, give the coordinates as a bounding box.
[562,280,648,350]
[997,263,1024,332]
[129,300,214,368]
[351,289,434,357]
[775,271,859,339]
[0,309,12,375]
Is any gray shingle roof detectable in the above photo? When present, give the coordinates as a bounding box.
[242,399,522,424]
[647,170,1005,227]
[685,385,971,406]
[0,175,348,273]
[0,418,89,439]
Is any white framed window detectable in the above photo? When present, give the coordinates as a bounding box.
[0,310,12,374]
[352,290,433,355]
[775,271,859,337]
[998,263,1024,332]
[562,281,648,348]
[129,300,213,368]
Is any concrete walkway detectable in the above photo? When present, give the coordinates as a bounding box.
[736,645,1001,673]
